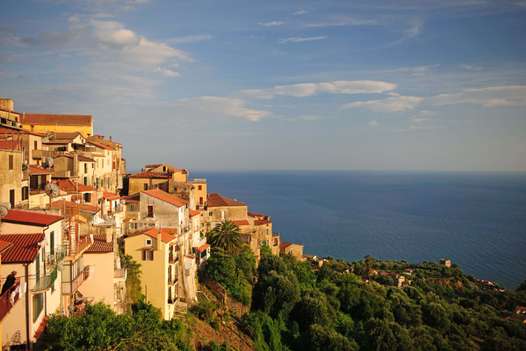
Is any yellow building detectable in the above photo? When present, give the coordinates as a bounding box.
[206,193,277,260]
[21,113,93,137]
[190,178,207,210]
[0,98,23,130]
[124,228,191,320]
[0,140,24,209]
[128,172,170,195]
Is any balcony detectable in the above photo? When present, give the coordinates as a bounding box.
[169,253,179,264]
[62,266,90,295]
[32,269,58,292]
[0,281,20,321]
[168,275,178,285]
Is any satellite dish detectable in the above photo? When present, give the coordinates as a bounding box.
[0,203,9,218]
[45,183,60,197]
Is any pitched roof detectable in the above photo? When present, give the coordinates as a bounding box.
[2,209,63,227]
[22,114,92,126]
[0,126,42,137]
[85,235,113,254]
[129,171,170,179]
[127,227,178,244]
[196,243,210,253]
[142,189,187,207]
[103,192,120,200]
[50,200,100,214]
[189,209,201,218]
[55,179,95,193]
[86,139,113,150]
[28,165,52,175]
[207,193,246,207]
[231,219,250,226]
[0,240,13,254]
[0,140,21,151]
[0,234,45,264]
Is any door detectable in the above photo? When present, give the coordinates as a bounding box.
[9,189,15,208]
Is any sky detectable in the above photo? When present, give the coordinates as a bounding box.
[1,0,526,172]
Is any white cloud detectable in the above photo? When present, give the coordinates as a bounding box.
[155,66,180,78]
[279,36,327,44]
[167,34,213,44]
[306,16,379,28]
[293,9,307,16]
[343,95,423,112]
[258,21,285,27]
[432,85,526,108]
[241,80,397,99]
[369,120,379,127]
[175,96,270,122]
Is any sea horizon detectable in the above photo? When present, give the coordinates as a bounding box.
[192,169,526,289]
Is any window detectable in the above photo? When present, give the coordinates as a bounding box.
[9,189,15,208]
[147,205,154,218]
[83,192,91,203]
[32,293,44,322]
[198,185,202,191]
[84,163,88,173]
[50,231,55,255]
[33,140,38,150]
[142,250,154,261]
[145,239,152,246]
[144,183,149,191]
[84,177,88,186]
[8,155,14,170]
[199,197,203,205]
[21,186,29,201]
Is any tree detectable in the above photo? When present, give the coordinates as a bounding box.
[307,324,358,351]
[121,254,142,308]
[206,220,243,255]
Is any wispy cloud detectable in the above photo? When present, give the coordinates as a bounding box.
[258,21,285,27]
[343,94,423,112]
[279,36,327,44]
[306,16,379,28]
[167,34,213,44]
[293,9,307,16]
[241,80,397,99]
[175,96,270,122]
[432,85,526,107]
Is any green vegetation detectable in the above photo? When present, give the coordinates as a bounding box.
[37,301,192,351]
[237,253,526,351]
[121,254,142,308]
[201,221,256,305]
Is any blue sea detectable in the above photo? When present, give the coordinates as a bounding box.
[193,171,526,289]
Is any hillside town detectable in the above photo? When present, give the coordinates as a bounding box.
[0,97,304,349]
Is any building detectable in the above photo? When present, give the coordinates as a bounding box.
[124,228,195,320]
[0,140,23,209]
[0,233,62,349]
[280,242,304,261]
[127,172,170,195]
[206,193,277,260]
[21,114,93,138]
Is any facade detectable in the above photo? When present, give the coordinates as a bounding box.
[0,141,23,209]
[21,114,93,137]
[124,228,195,320]
[280,242,304,260]
[128,172,170,195]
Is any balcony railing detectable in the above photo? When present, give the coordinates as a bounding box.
[62,266,90,295]
[32,268,58,292]
[0,281,20,321]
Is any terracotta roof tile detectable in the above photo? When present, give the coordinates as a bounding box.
[189,210,201,218]
[142,189,187,207]
[0,234,45,264]
[196,243,210,253]
[2,209,63,227]
[231,219,250,226]
[254,219,271,225]
[22,114,92,126]
[103,192,120,200]
[129,171,170,179]
[85,235,113,253]
[78,155,95,162]
[50,200,99,214]
[55,179,95,193]
[86,139,113,150]
[207,193,246,207]
[127,228,178,244]
[0,240,13,254]
[28,165,52,175]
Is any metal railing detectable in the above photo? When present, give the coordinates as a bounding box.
[62,266,90,295]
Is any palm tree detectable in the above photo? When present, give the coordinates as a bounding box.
[206,220,243,255]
